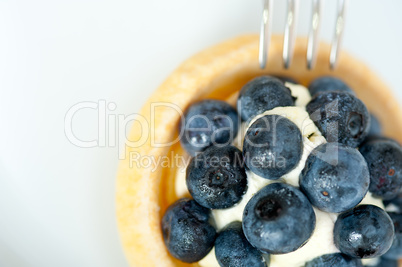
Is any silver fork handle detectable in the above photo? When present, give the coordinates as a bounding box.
[307,0,322,70]
[283,0,299,69]
[258,0,348,70]
[259,0,273,69]
[330,0,348,69]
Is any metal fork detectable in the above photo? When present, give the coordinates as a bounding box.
[258,0,348,70]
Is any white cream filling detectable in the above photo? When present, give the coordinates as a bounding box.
[174,83,383,267]
[285,82,312,107]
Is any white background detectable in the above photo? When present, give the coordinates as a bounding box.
[0,1,401,266]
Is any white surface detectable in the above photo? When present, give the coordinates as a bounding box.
[0,1,401,267]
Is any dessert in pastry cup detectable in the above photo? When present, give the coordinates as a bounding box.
[116,35,402,267]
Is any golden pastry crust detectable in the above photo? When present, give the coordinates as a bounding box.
[116,35,402,267]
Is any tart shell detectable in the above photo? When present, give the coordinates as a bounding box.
[116,35,402,267]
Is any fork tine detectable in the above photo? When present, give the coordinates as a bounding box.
[259,0,274,69]
[330,0,348,69]
[283,0,299,69]
[307,0,322,69]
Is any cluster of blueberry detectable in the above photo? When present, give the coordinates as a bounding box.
[161,76,402,267]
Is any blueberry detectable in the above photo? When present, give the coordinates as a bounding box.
[304,253,363,267]
[368,114,382,136]
[306,92,370,148]
[215,221,267,267]
[300,143,370,213]
[243,115,303,179]
[362,135,400,147]
[161,198,216,262]
[382,212,402,260]
[237,76,295,121]
[186,145,247,209]
[384,192,402,213]
[359,140,402,200]
[242,183,316,254]
[180,99,239,156]
[333,205,394,259]
[366,257,398,267]
[308,76,353,97]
